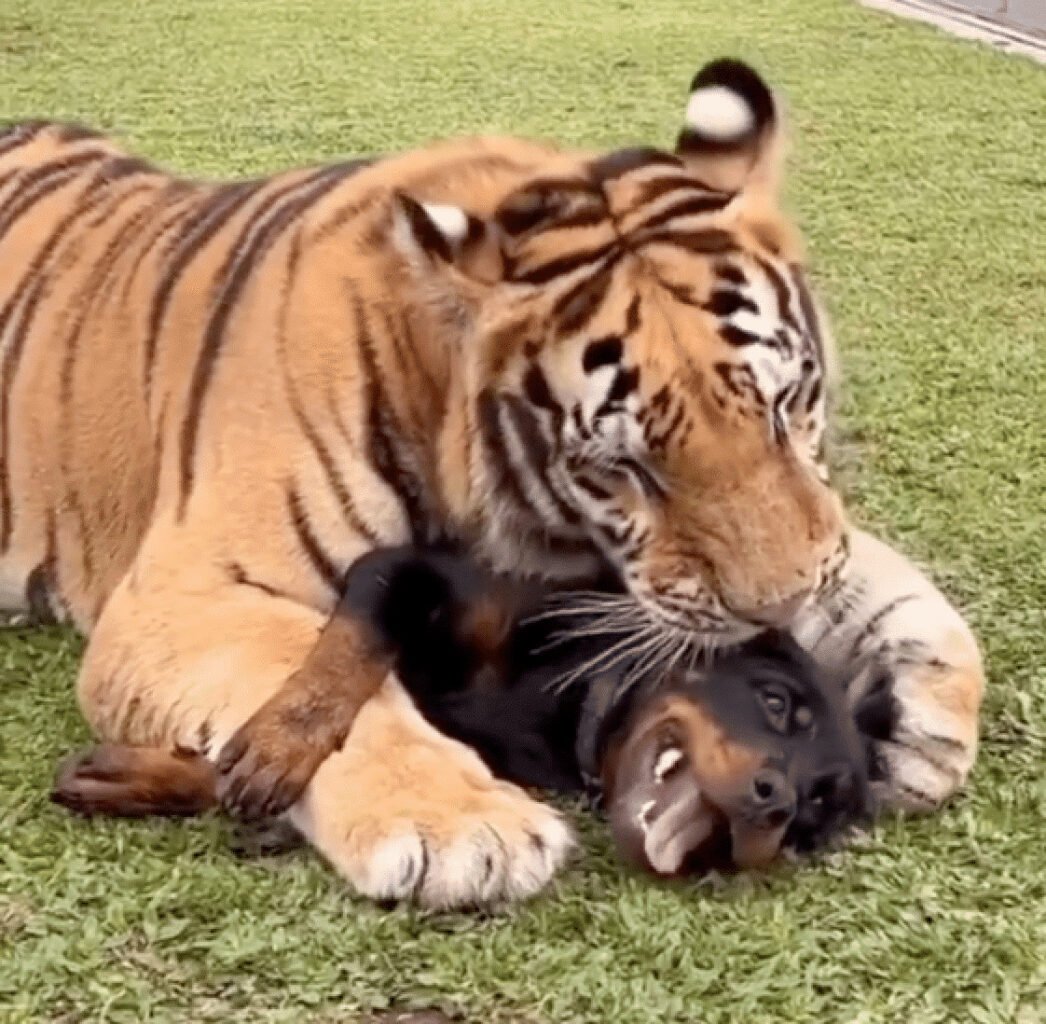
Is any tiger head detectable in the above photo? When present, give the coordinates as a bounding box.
[392,59,847,643]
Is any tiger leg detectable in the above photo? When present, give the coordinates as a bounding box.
[795,528,984,812]
[77,567,573,908]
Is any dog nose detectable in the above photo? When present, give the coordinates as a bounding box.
[745,586,813,627]
[750,769,797,828]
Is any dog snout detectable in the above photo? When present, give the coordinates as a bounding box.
[750,768,796,829]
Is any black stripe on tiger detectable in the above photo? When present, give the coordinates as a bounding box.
[633,172,728,207]
[143,180,265,389]
[497,176,604,237]
[803,374,823,414]
[0,171,123,551]
[25,510,60,625]
[477,390,547,525]
[285,484,343,595]
[600,367,640,410]
[59,182,171,409]
[498,194,605,238]
[53,123,105,144]
[704,290,758,318]
[351,288,431,542]
[276,231,380,547]
[500,393,581,527]
[522,363,566,454]
[226,561,293,601]
[847,595,921,663]
[638,227,736,256]
[114,184,200,306]
[633,193,731,235]
[714,362,767,412]
[792,266,827,370]
[511,241,621,287]
[53,184,175,576]
[573,474,613,502]
[376,302,442,413]
[0,120,50,159]
[0,148,111,246]
[286,387,380,546]
[550,265,614,337]
[645,398,687,455]
[753,255,801,334]
[582,336,623,373]
[178,164,363,518]
[720,324,761,347]
[588,147,681,185]
[596,516,638,549]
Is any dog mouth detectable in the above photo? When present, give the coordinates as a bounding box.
[609,782,790,877]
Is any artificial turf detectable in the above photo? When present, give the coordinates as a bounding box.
[1,0,1044,1021]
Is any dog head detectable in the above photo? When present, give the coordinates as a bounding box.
[601,630,871,875]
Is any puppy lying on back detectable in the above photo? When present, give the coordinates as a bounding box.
[331,547,881,872]
[55,546,883,876]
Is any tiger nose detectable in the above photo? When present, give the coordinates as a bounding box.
[743,586,814,627]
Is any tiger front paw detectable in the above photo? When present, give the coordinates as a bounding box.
[290,684,575,909]
[867,660,982,813]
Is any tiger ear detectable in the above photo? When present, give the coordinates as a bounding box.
[675,58,785,198]
[392,192,504,285]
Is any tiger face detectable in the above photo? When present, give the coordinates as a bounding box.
[393,60,847,643]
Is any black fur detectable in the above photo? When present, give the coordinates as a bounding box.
[337,548,883,859]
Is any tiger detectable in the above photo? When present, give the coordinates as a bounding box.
[0,57,983,908]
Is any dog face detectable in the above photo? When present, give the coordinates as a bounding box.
[601,631,871,875]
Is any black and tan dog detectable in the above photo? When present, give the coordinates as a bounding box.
[54,546,887,877]
[311,546,882,873]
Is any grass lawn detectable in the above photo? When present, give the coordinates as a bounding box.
[1,0,1044,1021]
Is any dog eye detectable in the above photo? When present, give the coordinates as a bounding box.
[760,686,791,731]
[794,705,813,730]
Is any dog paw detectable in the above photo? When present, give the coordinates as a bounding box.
[215,696,336,821]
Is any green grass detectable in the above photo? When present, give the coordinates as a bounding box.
[1,0,1045,1021]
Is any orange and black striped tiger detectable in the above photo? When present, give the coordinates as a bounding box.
[0,59,982,908]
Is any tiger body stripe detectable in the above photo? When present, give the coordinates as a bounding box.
[0,65,983,910]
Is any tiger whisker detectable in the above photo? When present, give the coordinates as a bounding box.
[520,599,635,626]
[627,626,691,690]
[593,626,673,687]
[530,617,640,655]
[548,625,660,694]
